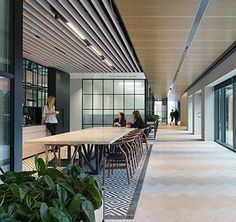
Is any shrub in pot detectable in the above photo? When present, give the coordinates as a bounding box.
[0,157,102,222]
[146,114,160,124]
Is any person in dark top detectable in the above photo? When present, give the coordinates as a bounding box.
[113,112,126,127]
[130,110,146,129]
[173,109,179,126]
[170,109,174,125]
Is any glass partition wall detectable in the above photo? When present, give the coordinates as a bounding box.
[215,78,235,150]
[0,0,24,171]
[82,79,147,128]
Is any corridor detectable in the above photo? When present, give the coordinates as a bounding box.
[116,126,236,222]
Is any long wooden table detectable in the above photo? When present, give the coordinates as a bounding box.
[27,127,134,174]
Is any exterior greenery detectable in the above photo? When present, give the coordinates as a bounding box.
[0,157,102,222]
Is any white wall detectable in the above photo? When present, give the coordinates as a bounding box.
[180,93,188,126]
[187,50,236,141]
[70,79,82,131]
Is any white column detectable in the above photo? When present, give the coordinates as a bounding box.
[202,86,215,141]
[193,92,202,135]
[188,95,193,133]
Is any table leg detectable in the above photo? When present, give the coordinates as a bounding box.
[95,145,99,174]
[67,146,71,160]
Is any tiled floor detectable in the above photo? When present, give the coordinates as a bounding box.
[107,126,236,222]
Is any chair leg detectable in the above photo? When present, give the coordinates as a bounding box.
[103,158,106,186]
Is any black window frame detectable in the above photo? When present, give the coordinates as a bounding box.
[214,76,236,151]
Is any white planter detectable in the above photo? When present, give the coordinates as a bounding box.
[95,201,104,222]
[146,121,155,125]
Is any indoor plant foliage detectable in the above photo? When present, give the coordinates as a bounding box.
[0,157,102,222]
[146,114,160,123]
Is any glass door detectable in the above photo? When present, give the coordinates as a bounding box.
[225,85,233,147]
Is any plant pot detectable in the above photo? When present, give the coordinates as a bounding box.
[95,202,104,222]
[146,121,156,125]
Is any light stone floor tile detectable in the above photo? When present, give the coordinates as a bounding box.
[107,125,236,222]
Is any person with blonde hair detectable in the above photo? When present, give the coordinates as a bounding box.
[42,96,59,135]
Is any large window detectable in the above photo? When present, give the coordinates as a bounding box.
[23,59,48,108]
[0,77,10,171]
[0,0,12,171]
[0,0,12,73]
[82,79,146,128]
[215,80,234,149]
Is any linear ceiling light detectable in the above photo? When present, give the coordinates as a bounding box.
[89,45,103,57]
[103,58,112,67]
[66,22,86,40]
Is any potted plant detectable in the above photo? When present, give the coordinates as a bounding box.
[146,114,159,125]
[0,157,103,222]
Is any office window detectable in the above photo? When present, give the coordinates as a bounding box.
[82,79,146,128]
[0,77,10,171]
[225,85,233,146]
[0,0,11,73]
[22,59,48,108]
[215,81,234,149]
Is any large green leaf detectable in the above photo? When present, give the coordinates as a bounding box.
[49,207,72,222]
[68,194,82,219]
[40,202,51,222]
[57,181,75,196]
[35,157,46,176]
[81,199,95,222]
[44,175,55,191]
[57,185,68,208]
[43,168,65,180]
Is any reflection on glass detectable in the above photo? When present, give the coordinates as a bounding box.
[0,77,10,170]
[125,80,134,94]
[104,95,113,109]
[114,95,123,109]
[83,110,92,124]
[135,95,145,109]
[125,95,134,109]
[225,85,233,146]
[26,70,33,85]
[93,95,103,109]
[83,95,92,109]
[114,80,123,94]
[0,0,11,72]
[26,89,37,107]
[93,110,103,124]
[135,80,145,94]
[93,80,103,94]
[83,80,92,94]
[218,89,222,141]
[104,80,113,94]
[104,110,113,125]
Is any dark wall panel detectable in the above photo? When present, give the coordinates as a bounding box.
[48,68,70,133]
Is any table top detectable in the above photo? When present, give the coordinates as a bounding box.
[27,127,134,145]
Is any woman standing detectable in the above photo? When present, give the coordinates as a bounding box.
[113,112,126,127]
[42,96,59,135]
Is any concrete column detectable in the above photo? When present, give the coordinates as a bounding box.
[201,86,215,141]
[193,92,202,135]
[188,95,193,133]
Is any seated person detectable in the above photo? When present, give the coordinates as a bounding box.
[113,112,126,127]
[127,110,146,129]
